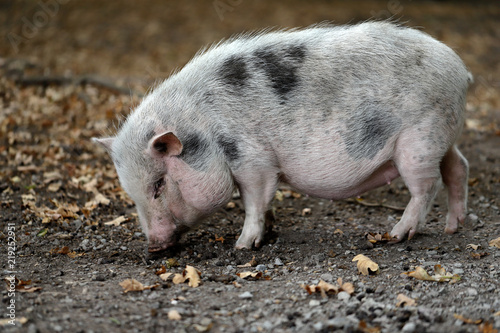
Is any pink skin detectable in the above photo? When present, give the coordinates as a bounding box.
[145,132,233,252]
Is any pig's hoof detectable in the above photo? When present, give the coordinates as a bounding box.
[390,224,417,243]
[444,226,457,234]
[235,237,262,250]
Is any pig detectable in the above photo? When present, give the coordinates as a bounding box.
[93,22,471,252]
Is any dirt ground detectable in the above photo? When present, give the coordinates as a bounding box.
[1,1,499,332]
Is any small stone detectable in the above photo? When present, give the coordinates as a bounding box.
[402,322,416,333]
[239,291,253,299]
[255,264,267,272]
[313,322,323,331]
[337,291,351,302]
[274,258,284,266]
[468,213,478,222]
[309,300,321,307]
[320,273,334,282]
[80,239,90,251]
[466,288,478,297]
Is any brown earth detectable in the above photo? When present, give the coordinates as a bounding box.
[1,1,499,332]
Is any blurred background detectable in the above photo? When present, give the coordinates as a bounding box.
[1,0,499,129]
[0,1,498,87]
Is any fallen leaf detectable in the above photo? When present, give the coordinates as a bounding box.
[155,265,166,275]
[366,232,395,244]
[184,265,201,287]
[171,265,202,287]
[466,243,480,250]
[396,294,416,307]
[237,256,257,268]
[333,229,343,235]
[453,314,482,325]
[352,254,379,275]
[494,311,500,317]
[37,228,48,237]
[165,258,179,268]
[214,234,225,243]
[470,252,489,259]
[405,265,460,283]
[358,320,381,333]
[159,272,173,281]
[236,271,263,280]
[0,317,28,326]
[168,310,182,321]
[104,215,127,226]
[489,237,500,249]
[302,278,354,298]
[478,322,498,333]
[301,208,312,216]
[119,279,158,293]
[47,181,62,192]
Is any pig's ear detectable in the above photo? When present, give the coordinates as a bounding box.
[149,132,183,157]
[92,137,114,154]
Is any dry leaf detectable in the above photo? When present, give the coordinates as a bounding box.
[172,274,186,285]
[236,271,263,280]
[302,278,354,298]
[366,232,395,244]
[494,311,500,317]
[155,265,166,275]
[104,215,127,226]
[237,256,257,268]
[159,272,173,281]
[352,254,379,275]
[396,294,416,307]
[119,279,158,293]
[171,265,202,287]
[165,258,180,268]
[453,314,482,325]
[466,243,480,250]
[358,320,381,333]
[185,265,201,287]
[168,310,182,321]
[405,265,460,283]
[47,181,62,192]
[301,208,312,216]
[478,322,498,333]
[333,229,343,235]
[470,252,489,259]
[489,237,500,249]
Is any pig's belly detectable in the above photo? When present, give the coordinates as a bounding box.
[279,159,400,200]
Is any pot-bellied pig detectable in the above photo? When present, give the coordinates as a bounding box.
[94,22,471,252]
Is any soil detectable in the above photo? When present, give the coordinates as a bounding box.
[1,1,499,333]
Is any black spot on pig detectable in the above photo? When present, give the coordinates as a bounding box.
[179,132,210,168]
[217,135,240,162]
[220,56,249,89]
[342,106,402,160]
[253,44,307,100]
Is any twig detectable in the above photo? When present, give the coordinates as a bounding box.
[345,198,406,211]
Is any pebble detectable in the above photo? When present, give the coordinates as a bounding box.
[468,213,479,222]
[255,264,267,272]
[239,291,253,299]
[320,273,333,282]
[274,258,284,266]
[309,300,321,307]
[80,239,90,251]
[466,288,478,297]
[402,322,416,333]
[337,291,351,302]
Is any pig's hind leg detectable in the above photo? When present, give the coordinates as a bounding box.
[390,140,444,241]
[235,170,279,249]
[440,145,468,234]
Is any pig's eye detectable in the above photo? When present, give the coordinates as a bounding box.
[153,178,166,199]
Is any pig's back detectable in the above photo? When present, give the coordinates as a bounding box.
[153,22,470,195]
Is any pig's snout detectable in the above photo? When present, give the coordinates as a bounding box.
[146,221,182,252]
[148,238,175,253]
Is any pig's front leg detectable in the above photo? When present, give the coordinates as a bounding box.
[235,170,278,249]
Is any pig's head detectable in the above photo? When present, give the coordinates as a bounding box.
[93,126,235,252]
